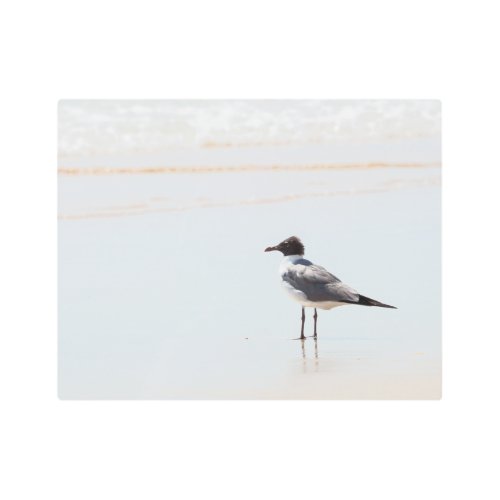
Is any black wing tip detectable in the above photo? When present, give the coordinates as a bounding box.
[357,295,397,309]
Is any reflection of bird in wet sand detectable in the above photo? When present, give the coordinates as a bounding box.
[265,236,396,339]
[300,337,319,373]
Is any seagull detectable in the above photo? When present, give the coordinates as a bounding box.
[265,236,396,339]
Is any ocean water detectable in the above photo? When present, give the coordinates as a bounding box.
[59,100,440,153]
[58,100,441,399]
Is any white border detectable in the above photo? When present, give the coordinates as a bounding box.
[2,1,499,499]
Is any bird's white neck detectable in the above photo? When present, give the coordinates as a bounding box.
[282,254,304,264]
[279,254,304,276]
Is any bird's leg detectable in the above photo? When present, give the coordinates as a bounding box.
[313,308,318,338]
[300,307,306,340]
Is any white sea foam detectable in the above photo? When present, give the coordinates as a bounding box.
[58,100,441,163]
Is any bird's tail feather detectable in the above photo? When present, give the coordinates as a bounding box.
[357,295,397,309]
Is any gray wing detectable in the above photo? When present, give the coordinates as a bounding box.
[282,261,359,303]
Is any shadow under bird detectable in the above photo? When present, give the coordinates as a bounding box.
[265,236,396,339]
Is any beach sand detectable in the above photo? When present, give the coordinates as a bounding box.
[58,155,441,399]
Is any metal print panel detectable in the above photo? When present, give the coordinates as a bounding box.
[58,100,441,399]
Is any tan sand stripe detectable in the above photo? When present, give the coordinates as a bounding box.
[58,162,440,176]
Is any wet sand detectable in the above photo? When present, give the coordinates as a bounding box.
[58,161,441,399]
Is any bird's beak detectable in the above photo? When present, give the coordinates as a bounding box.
[264,245,278,252]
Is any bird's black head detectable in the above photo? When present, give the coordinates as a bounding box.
[265,236,305,256]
